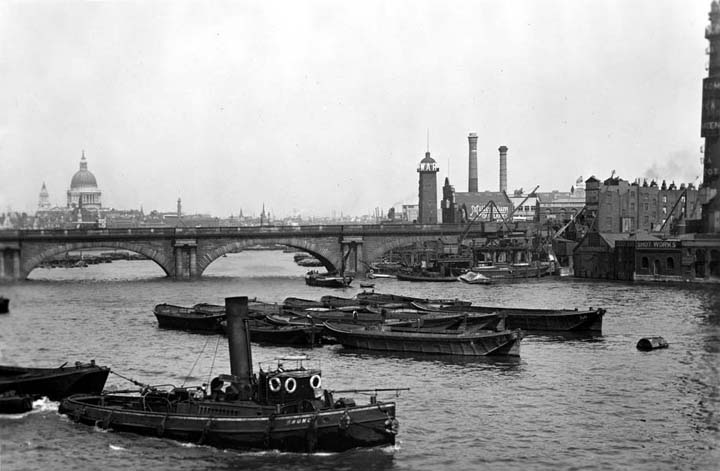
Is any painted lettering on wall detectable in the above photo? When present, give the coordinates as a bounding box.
[636,241,680,250]
[469,205,509,219]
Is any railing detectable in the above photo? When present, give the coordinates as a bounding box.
[0,222,515,240]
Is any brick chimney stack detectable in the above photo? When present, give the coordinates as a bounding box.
[468,133,478,192]
[498,146,508,193]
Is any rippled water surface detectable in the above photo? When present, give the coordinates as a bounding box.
[1,251,719,470]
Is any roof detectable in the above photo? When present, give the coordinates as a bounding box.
[598,233,632,248]
[420,151,436,163]
[70,155,98,189]
[455,191,512,207]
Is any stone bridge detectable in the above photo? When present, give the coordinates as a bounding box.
[0,222,523,281]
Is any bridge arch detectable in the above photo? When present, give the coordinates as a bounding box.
[22,241,173,279]
[197,237,340,276]
[363,235,447,269]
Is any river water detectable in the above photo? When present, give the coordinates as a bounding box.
[0,251,718,470]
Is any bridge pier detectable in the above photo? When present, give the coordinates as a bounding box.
[174,239,198,279]
[341,237,364,275]
[0,244,21,281]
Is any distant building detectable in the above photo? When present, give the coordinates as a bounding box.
[402,204,419,223]
[508,189,540,222]
[588,175,700,235]
[38,182,51,210]
[441,177,458,223]
[66,151,102,210]
[454,191,512,222]
[535,179,586,225]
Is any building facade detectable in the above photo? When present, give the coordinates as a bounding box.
[589,175,699,235]
[701,0,720,233]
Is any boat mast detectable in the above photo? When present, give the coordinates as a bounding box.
[225,296,254,400]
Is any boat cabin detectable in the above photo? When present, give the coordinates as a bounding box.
[256,356,328,412]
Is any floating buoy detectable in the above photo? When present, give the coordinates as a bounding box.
[636,336,669,351]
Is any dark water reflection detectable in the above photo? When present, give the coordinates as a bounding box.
[1,252,719,470]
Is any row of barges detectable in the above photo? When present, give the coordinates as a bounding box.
[152,291,606,356]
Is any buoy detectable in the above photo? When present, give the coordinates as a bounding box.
[636,336,669,351]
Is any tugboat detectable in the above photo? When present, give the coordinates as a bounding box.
[60,297,401,452]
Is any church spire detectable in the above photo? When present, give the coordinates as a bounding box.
[38,182,51,209]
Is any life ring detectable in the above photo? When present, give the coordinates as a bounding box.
[269,377,282,393]
[285,377,297,394]
[385,417,400,435]
[338,410,351,430]
[310,375,322,389]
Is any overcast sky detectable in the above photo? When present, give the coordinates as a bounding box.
[0,0,710,217]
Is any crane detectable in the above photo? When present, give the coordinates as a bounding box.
[457,185,540,247]
[658,179,697,233]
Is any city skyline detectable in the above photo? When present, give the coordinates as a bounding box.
[0,0,707,217]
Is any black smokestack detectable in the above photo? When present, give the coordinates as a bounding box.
[225,296,253,400]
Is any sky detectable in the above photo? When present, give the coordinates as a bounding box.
[0,0,711,218]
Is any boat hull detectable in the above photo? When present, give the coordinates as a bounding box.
[412,303,605,332]
[396,272,458,282]
[458,272,492,284]
[0,394,33,413]
[248,324,325,346]
[0,363,110,401]
[356,292,471,307]
[305,274,353,288]
[60,394,396,453]
[471,263,553,280]
[505,311,604,332]
[154,304,225,332]
[325,323,522,356]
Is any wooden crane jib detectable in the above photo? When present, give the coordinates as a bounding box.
[457,185,540,247]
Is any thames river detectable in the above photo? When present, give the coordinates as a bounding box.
[0,251,718,470]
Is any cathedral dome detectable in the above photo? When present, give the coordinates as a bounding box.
[70,153,98,188]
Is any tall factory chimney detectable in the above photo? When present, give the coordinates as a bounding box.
[498,146,508,193]
[468,133,478,192]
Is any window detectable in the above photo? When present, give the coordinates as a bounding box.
[641,257,649,269]
[662,195,667,203]
[667,257,675,270]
